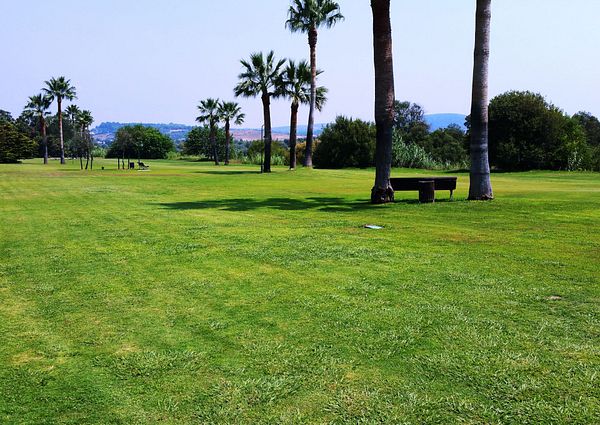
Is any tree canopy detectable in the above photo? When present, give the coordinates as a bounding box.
[106,125,175,159]
[0,121,37,163]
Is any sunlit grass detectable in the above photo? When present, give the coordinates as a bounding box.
[1,158,598,424]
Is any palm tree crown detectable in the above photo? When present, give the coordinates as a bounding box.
[43,76,77,103]
[218,101,245,126]
[25,94,52,120]
[78,110,94,129]
[285,0,344,33]
[65,104,82,124]
[196,98,220,126]
[234,51,286,99]
[277,60,327,110]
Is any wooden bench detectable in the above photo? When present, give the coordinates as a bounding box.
[390,177,457,202]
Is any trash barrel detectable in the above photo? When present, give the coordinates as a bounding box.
[418,180,435,203]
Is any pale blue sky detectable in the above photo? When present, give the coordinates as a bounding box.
[1,0,599,128]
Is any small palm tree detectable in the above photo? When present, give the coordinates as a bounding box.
[77,110,94,170]
[43,76,77,164]
[65,105,81,131]
[286,0,343,167]
[196,98,221,165]
[24,94,52,164]
[468,0,494,200]
[218,101,245,165]
[277,60,327,169]
[234,51,286,173]
[370,0,395,204]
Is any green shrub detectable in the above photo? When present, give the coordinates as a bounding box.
[392,130,439,169]
[313,116,375,168]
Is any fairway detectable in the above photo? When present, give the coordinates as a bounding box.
[1,159,599,424]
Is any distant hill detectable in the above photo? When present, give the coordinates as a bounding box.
[424,114,467,131]
[92,114,466,146]
[92,122,194,146]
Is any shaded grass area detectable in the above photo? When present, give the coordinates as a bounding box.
[0,158,599,424]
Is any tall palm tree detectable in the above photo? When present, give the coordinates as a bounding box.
[234,51,286,173]
[43,77,77,165]
[65,105,83,167]
[286,0,343,167]
[276,59,327,170]
[78,110,94,170]
[24,94,52,164]
[218,101,245,165]
[196,98,221,165]
[370,0,395,204]
[468,0,494,200]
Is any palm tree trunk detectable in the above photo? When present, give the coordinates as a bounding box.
[304,27,318,167]
[468,0,493,200]
[262,92,272,173]
[225,120,231,165]
[289,102,299,170]
[58,98,65,164]
[41,117,48,165]
[371,0,395,204]
[210,122,219,165]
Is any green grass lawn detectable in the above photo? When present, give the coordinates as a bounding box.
[1,158,599,424]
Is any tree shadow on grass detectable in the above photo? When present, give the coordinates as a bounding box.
[157,197,377,212]
[194,170,261,176]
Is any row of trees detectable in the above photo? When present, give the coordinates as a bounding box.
[0,76,100,168]
[194,0,340,173]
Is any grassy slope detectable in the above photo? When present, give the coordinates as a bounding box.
[0,159,598,424]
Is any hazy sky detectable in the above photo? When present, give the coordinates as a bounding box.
[1,0,599,128]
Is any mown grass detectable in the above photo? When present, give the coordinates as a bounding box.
[0,158,598,424]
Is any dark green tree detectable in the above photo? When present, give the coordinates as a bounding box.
[393,101,430,145]
[314,116,376,168]
[286,0,343,168]
[183,126,227,159]
[488,91,590,170]
[573,112,600,147]
[107,125,174,161]
[0,110,14,123]
[422,124,468,165]
[0,121,37,163]
[43,76,77,165]
[234,51,285,173]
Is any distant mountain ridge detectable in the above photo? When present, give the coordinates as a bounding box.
[91,114,466,145]
[425,114,467,131]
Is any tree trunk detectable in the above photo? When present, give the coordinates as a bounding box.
[371,0,395,204]
[289,102,299,170]
[41,116,48,165]
[58,98,65,164]
[80,155,83,170]
[262,92,272,173]
[225,120,231,165]
[468,0,494,200]
[304,27,318,167]
[210,121,219,165]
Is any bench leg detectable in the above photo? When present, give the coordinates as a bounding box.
[450,190,454,201]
